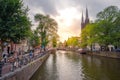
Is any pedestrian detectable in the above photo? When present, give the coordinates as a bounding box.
[18,55,22,67]
[14,51,18,60]
[2,47,8,63]
[14,60,18,69]
[9,56,15,71]
[29,50,33,61]
[2,51,8,63]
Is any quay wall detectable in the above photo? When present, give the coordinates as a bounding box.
[87,51,120,59]
[0,53,49,80]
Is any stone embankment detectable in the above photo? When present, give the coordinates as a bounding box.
[0,52,50,80]
[58,48,120,59]
[87,51,120,59]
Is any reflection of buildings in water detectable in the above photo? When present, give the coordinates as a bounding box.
[92,57,102,67]
[81,55,120,80]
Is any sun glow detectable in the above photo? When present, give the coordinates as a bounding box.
[56,7,80,27]
[55,7,81,42]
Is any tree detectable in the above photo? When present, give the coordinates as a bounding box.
[80,6,120,51]
[66,37,80,48]
[112,9,120,47]
[29,30,40,47]
[96,21,113,43]
[96,6,119,22]
[81,23,97,50]
[34,14,58,51]
[52,36,58,47]
[0,0,32,50]
[96,6,120,50]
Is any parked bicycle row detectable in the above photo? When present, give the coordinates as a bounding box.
[0,48,46,77]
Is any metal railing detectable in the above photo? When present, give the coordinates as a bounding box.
[0,49,47,77]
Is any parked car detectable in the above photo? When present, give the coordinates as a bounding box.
[77,48,87,54]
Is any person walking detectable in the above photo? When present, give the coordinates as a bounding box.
[2,47,9,63]
[29,50,33,62]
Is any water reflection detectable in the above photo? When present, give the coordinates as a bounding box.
[30,50,120,80]
[81,55,120,80]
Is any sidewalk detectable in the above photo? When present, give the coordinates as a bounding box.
[0,50,44,77]
[2,63,11,76]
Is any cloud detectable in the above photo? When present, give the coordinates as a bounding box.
[73,0,120,20]
[23,0,120,42]
[24,0,58,15]
[24,0,120,18]
[57,22,81,42]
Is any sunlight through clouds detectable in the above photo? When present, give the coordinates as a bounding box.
[55,7,81,42]
[56,7,80,27]
[23,0,120,42]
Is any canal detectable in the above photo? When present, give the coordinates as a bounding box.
[30,50,120,80]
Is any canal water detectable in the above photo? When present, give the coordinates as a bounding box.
[30,50,120,80]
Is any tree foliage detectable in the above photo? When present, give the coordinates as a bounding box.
[29,30,40,47]
[81,23,97,48]
[81,6,120,50]
[66,37,80,48]
[52,36,57,47]
[34,14,58,50]
[0,0,32,43]
[96,6,120,47]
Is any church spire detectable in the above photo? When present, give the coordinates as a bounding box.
[81,6,90,31]
[81,11,84,23]
[81,11,84,30]
[85,6,89,25]
[86,7,89,19]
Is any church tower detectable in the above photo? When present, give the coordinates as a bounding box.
[81,12,84,30]
[81,7,89,30]
[85,7,89,26]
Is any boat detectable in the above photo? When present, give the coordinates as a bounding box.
[77,48,86,54]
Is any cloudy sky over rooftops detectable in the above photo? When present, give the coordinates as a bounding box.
[23,0,120,42]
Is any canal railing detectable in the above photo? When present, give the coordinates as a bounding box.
[0,49,51,79]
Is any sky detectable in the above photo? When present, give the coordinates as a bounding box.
[23,0,120,42]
